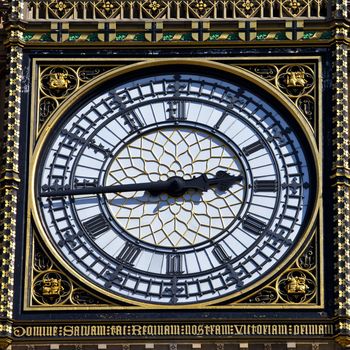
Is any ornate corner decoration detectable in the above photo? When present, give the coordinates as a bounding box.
[236,233,318,305]
[240,63,316,130]
[29,234,111,307]
[37,64,118,132]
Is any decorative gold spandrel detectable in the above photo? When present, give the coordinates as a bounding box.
[244,287,278,304]
[241,63,316,129]
[236,233,318,305]
[37,64,116,131]
[30,235,111,307]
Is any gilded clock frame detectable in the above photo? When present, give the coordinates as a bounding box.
[24,57,323,310]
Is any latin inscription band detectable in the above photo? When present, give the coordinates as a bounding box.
[13,323,334,338]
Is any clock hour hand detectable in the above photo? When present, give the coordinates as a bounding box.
[148,171,243,197]
[40,171,243,197]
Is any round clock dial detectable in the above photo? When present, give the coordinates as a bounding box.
[34,68,315,305]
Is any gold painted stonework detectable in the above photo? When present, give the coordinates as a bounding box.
[242,63,316,127]
[335,335,350,348]
[24,0,326,20]
[42,277,64,296]
[49,72,70,90]
[286,71,307,87]
[238,233,318,305]
[28,236,109,307]
[286,276,308,294]
[0,339,12,350]
[148,0,161,11]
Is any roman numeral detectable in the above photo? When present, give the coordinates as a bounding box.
[166,254,184,274]
[214,111,229,129]
[212,244,231,263]
[242,214,267,236]
[166,101,187,120]
[120,111,144,132]
[242,140,264,156]
[253,180,278,192]
[82,214,109,238]
[117,242,141,265]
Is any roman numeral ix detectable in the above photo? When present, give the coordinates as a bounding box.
[242,214,267,236]
[82,214,109,238]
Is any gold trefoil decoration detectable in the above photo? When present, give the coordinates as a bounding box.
[286,70,307,87]
[286,276,308,294]
[49,72,71,90]
[42,277,64,297]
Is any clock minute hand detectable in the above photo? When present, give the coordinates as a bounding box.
[40,177,207,197]
[40,171,243,198]
[40,180,175,197]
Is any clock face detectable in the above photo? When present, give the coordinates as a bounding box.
[34,68,315,305]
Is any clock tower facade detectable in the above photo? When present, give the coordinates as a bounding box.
[0,0,346,349]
